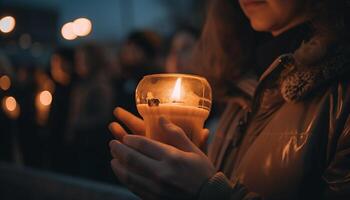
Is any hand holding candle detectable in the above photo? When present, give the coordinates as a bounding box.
[135,73,212,147]
[109,74,213,199]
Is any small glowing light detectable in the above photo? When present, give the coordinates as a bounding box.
[19,34,32,49]
[61,22,77,40]
[0,75,11,91]
[5,96,17,111]
[73,18,92,36]
[39,90,52,106]
[2,96,20,119]
[171,78,182,101]
[0,16,16,33]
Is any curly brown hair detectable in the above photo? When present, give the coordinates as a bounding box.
[191,0,350,98]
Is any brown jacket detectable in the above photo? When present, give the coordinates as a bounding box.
[200,48,350,200]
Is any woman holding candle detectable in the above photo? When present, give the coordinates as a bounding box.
[109,0,350,199]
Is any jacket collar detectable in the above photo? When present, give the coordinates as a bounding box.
[258,46,350,103]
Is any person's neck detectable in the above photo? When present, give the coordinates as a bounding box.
[271,17,309,37]
[255,20,312,77]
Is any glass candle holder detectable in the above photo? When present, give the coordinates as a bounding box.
[135,73,212,146]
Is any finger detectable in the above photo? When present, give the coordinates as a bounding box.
[111,158,184,200]
[111,159,160,200]
[109,140,124,159]
[159,117,198,153]
[109,140,158,177]
[123,135,175,160]
[114,107,145,135]
[199,128,209,152]
[109,122,128,140]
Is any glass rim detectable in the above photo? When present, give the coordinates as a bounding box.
[143,73,208,81]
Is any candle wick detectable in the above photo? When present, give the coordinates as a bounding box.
[147,98,160,107]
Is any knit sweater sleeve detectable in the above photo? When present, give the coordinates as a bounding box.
[198,172,263,200]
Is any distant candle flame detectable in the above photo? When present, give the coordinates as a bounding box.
[0,75,11,91]
[2,96,20,119]
[171,78,182,101]
[39,90,52,106]
[5,96,16,111]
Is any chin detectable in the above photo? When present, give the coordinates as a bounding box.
[249,18,277,33]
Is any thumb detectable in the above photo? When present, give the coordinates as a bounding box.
[159,117,198,153]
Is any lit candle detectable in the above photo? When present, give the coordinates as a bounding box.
[136,74,212,146]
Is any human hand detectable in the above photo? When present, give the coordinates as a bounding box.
[109,107,145,139]
[109,107,209,150]
[109,117,216,200]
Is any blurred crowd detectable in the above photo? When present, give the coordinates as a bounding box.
[0,27,202,184]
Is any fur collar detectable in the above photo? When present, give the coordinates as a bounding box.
[279,41,350,103]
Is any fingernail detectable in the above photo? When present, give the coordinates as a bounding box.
[108,123,114,132]
[109,140,119,148]
[109,140,115,148]
[113,107,121,116]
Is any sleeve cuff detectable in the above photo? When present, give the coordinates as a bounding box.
[197,172,232,200]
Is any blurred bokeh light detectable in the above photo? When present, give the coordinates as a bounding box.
[73,18,92,37]
[39,90,52,106]
[0,16,16,33]
[0,75,11,91]
[61,22,77,40]
[18,33,32,49]
[2,96,20,119]
[5,96,16,111]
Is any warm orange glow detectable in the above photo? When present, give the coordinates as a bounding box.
[39,90,52,106]
[61,22,77,40]
[171,78,182,101]
[0,75,11,91]
[5,96,16,111]
[0,16,16,33]
[35,91,52,126]
[2,96,20,119]
[51,55,70,85]
[73,18,92,36]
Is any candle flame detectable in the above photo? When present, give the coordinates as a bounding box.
[171,78,182,101]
